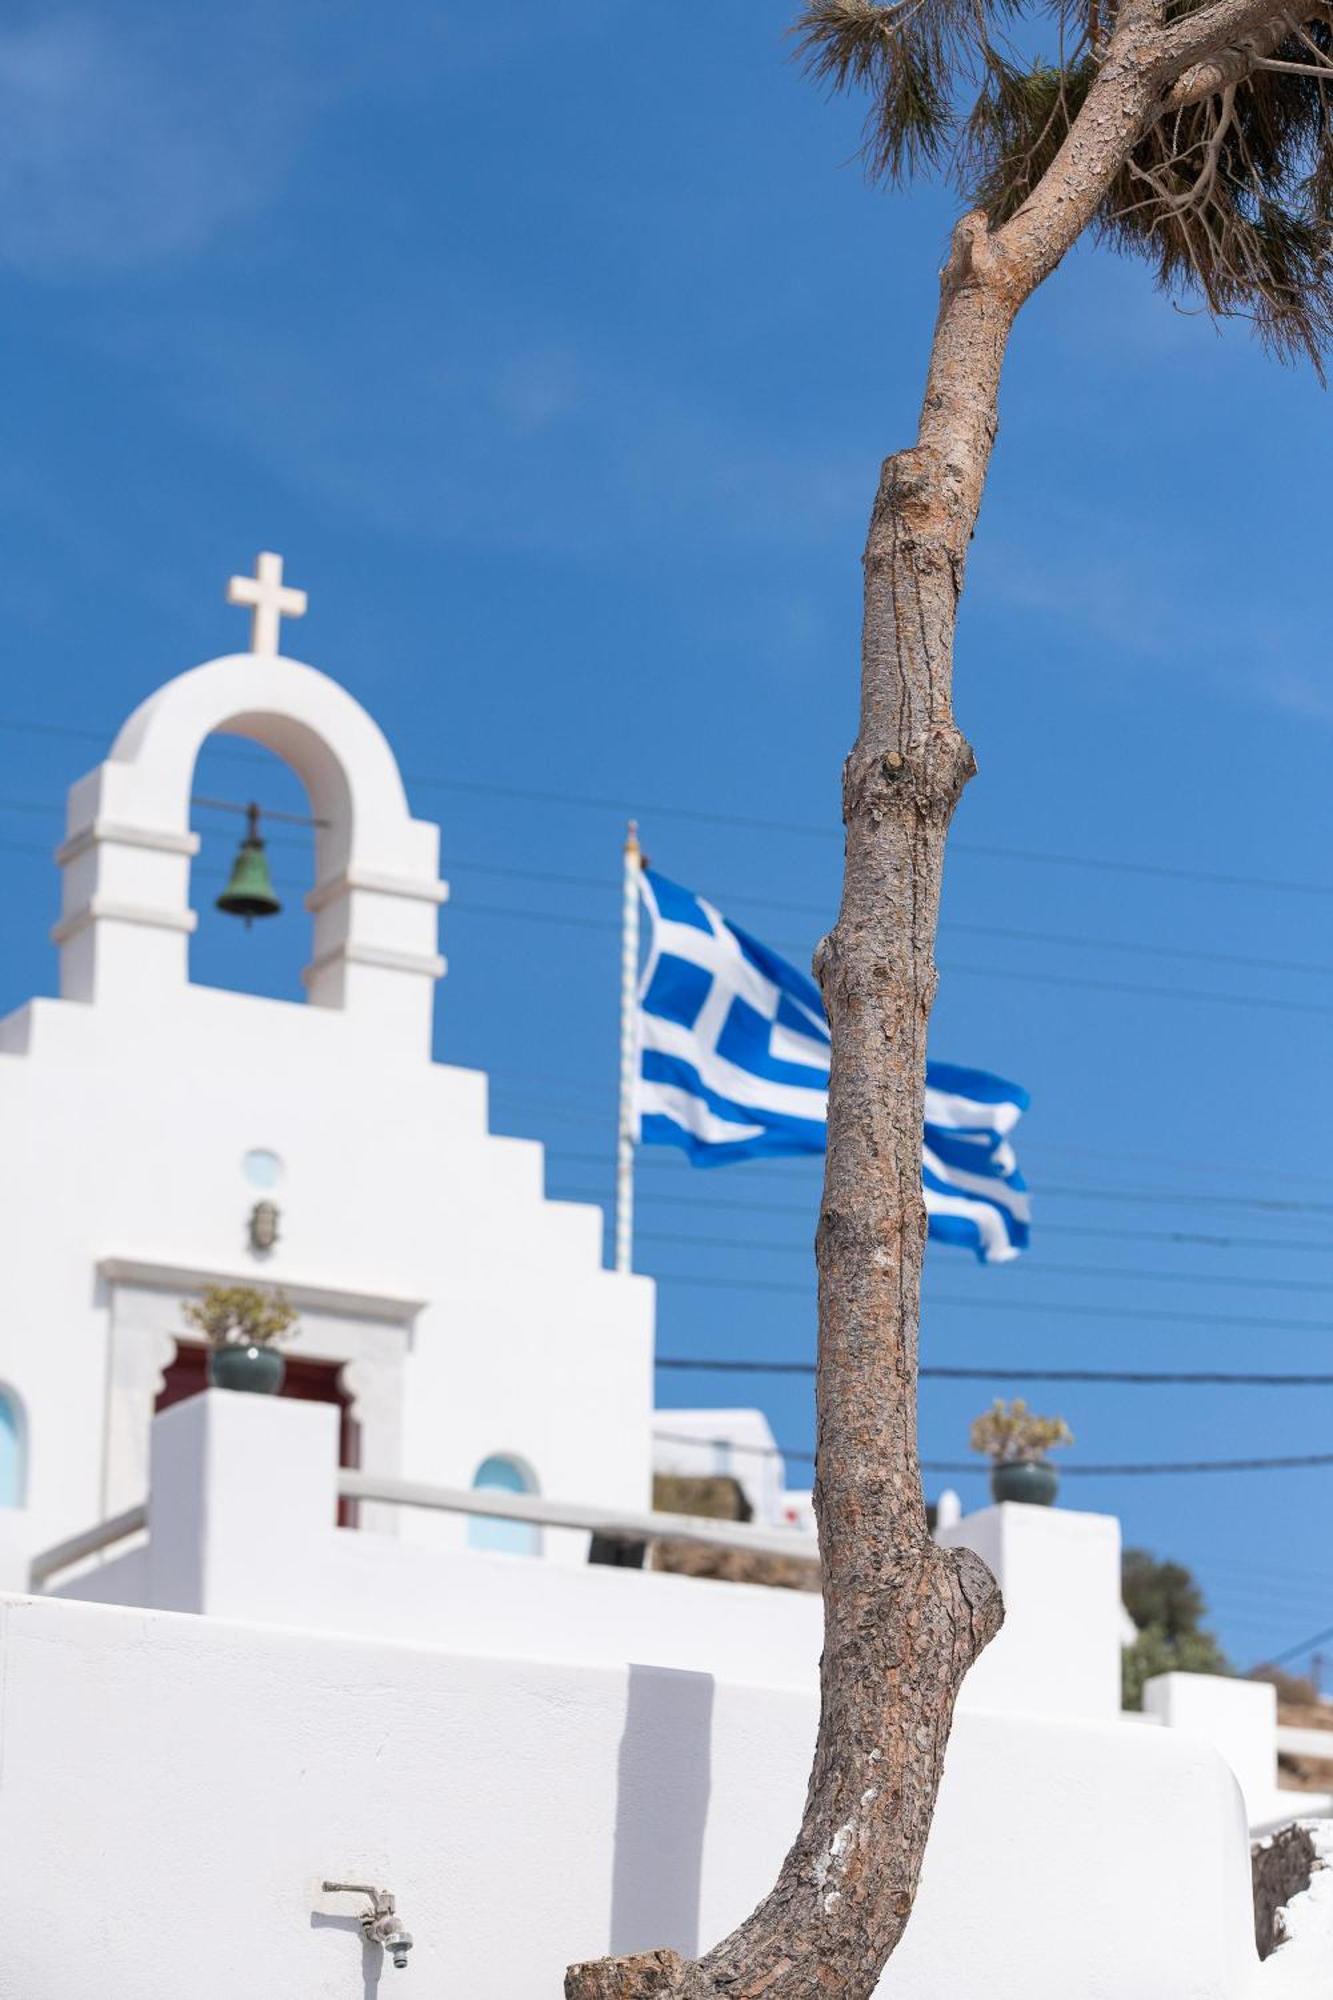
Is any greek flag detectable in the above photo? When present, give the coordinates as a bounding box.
[635,868,1030,1265]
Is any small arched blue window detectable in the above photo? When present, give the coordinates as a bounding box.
[468,1454,539,1557]
[0,1390,26,1509]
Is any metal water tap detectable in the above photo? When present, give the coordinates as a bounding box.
[323,1882,414,1969]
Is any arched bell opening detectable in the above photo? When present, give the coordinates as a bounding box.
[188,735,320,1005]
[55,615,448,1058]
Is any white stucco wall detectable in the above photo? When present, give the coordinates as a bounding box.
[0,1587,1268,2000]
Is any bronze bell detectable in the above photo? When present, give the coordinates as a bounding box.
[216,804,281,925]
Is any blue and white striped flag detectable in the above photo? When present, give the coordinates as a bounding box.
[635,868,1030,1265]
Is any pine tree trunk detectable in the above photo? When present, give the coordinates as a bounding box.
[564,21,1183,1987]
[565,215,1014,2000]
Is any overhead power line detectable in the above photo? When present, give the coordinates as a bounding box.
[15,804,1333,989]
[4,709,1333,898]
[552,1144,1333,1216]
[656,1357,1333,1385]
[383,853,1333,983]
[499,1081,1333,1195]
[552,1183,1333,1257]
[448,902,1333,1021]
[13,769,1333,1019]
[940,1452,1333,1476]
[651,1429,1333,1476]
[614,1153,1333,1217]
[639,1232,1333,1296]
[1264,1620,1333,1669]
[652,1270,1333,1335]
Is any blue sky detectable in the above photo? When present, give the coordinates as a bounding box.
[1,0,1331,1676]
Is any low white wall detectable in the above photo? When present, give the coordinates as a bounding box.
[54,1393,1133,1712]
[940,1498,1122,1720]
[1147,1674,1278,1818]
[55,1393,825,1688]
[0,1589,1264,2000]
[1145,1673,1333,1833]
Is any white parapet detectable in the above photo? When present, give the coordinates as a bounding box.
[938,1499,1123,1720]
[144,1386,342,1616]
[50,1395,1153,1718]
[1144,1671,1280,1822]
[54,1389,825,1690]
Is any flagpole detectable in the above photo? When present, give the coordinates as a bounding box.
[615,820,642,1275]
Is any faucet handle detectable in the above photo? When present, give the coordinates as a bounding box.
[323,1880,386,1903]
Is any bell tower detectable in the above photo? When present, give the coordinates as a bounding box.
[52,553,448,1058]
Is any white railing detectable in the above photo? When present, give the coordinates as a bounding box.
[1276,1723,1333,1762]
[336,1468,820,1566]
[27,1479,819,1592]
[29,1503,147,1589]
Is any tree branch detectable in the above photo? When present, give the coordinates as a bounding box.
[1153,0,1303,78]
[1165,8,1321,104]
[1153,0,1332,103]
[1253,52,1333,69]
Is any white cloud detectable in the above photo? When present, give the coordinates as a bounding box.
[87,279,872,560]
[493,349,584,434]
[1257,669,1333,726]
[0,10,323,275]
[0,2,634,278]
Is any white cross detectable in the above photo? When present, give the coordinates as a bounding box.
[226,551,308,658]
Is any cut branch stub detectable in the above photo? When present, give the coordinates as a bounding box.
[565,1950,692,1999]
[842,731,977,829]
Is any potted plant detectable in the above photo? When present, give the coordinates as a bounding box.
[968,1398,1073,1507]
[182,1284,298,1395]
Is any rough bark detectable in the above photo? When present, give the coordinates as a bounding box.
[565,11,1272,1995]
[1252,1825,1318,1960]
[568,216,1012,2000]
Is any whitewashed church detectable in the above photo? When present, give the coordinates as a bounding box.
[0,559,1326,1999]
[0,552,655,1568]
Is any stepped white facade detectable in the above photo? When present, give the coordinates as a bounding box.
[0,555,653,1573]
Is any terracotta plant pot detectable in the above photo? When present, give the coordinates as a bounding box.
[990,1458,1058,1506]
[208,1343,286,1395]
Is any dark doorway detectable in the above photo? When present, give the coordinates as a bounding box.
[156,1344,362,1526]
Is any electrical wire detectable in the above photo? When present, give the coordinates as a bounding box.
[651,1430,1333,1476]
[4,708,1333,895]
[1256,1620,1333,1668]
[328,851,1333,983]
[447,901,1333,1020]
[14,804,1333,989]
[551,1149,1333,1217]
[638,1233,1333,1296]
[655,1357,1333,1385]
[549,1183,1333,1256]
[12,765,1333,1013]
[654,1272,1333,1334]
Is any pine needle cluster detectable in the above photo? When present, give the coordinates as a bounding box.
[797,0,1333,365]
